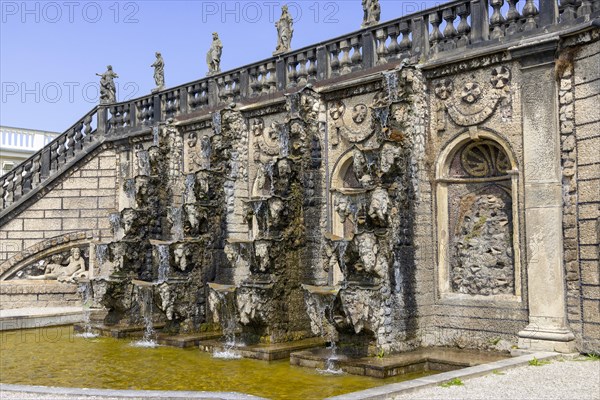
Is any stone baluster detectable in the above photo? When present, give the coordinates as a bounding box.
[522,0,539,31]
[0,182,5,209]
[456,4,472,46]
[4,173,15,206]
[56,135,67,166]
[287,55,298,88]
[297,53,308,86]
[560,0,577,21]
[249,67,261,96]
[30,153,41,188]
[267,62,277,93]
[65,129,76,158]
[307,50,317,82]
[216,77,225,103]
[375,28,388,65]
[13,169,23,201]
[350,36,362,69]
[505,0,521,35]
[224,75,234,103]
[398,21,412,51]
[577,0,594,17]
[490,0,506,39]
[73,121,84,152]
[329,43,341,77]
[429,11,443,53]
[109,105,120,132]
[21,160,32,194]
[442,7,458,49]
[83,114,94,142]
[200,82,209,106]
[387,25,401,57]
[49,142,60,171]
[339,40,352,75]
[259,65,269,95]
[232,73,241,100]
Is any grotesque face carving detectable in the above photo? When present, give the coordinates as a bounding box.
[352,104,368,124]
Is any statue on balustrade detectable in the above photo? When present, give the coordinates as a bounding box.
[273,5,293,55]
[206,32,223,76]
[151,52,165,93]
[361,0,381,27]
[96,65,119,104]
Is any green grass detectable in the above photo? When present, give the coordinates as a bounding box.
[574,353,600,362]
[492,369,505,375]
[440,378,464,387]
[528,357,550,366]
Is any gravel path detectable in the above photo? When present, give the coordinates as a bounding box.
[0,358,598,399]
[393,357,599,400]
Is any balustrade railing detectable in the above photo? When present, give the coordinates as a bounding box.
[2,0,597,213]
[1,108,98,210]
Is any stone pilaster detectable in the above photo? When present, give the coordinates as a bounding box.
[518,54,575,352]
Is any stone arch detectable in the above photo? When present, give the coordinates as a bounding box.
[330,149,363,239]
[435,130,521,300]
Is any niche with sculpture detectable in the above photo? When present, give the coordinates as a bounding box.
[7,246,89,283]
[439,137,519,297]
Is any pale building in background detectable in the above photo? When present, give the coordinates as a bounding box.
[0,126,59,176]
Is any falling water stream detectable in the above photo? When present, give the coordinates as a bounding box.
[212,290,242,359]
[76,281,98,339]
[131,286,158,348]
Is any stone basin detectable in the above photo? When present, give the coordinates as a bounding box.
[290,346,509,378]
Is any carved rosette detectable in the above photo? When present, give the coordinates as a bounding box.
[433,66,512,132]
[328,99,376,145]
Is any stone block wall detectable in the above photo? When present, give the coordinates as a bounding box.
[572,38,600,352]
[0,148,117,263]
[0,281,80,309]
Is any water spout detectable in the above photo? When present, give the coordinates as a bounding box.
[208,283,241,359]
[131,285,158,348]
[76,281,98,338]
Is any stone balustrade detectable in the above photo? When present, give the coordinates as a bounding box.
[1,0,598,218]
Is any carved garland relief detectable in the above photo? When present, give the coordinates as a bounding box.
[434,66,512,132]
[328,95,380,145]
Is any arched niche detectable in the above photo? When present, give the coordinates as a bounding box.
[330,150,366,240]
[435,130,521,301]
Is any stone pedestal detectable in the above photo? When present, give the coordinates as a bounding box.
[518,57,575,353]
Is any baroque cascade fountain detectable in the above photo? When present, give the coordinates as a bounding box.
[1,0,599,397]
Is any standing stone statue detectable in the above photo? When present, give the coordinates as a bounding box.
[151,52,165,93]
[273,5,293,55]
[361,0,381,28]
[206,32,223,76]
[96,65,118,104]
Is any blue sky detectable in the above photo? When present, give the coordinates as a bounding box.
[1,0,440,132]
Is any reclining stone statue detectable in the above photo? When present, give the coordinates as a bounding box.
[28,247,88,283]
